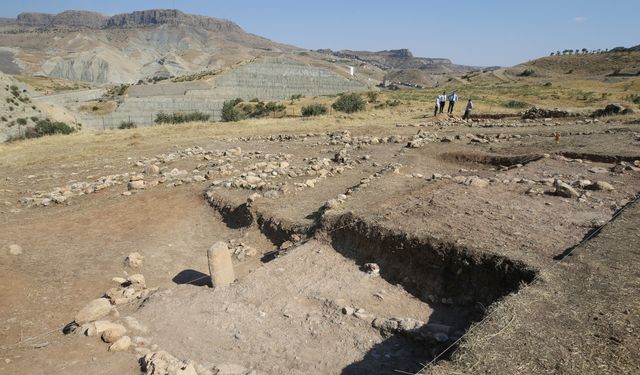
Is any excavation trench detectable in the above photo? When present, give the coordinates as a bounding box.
[439,151,543,168]
[204,191,538,371]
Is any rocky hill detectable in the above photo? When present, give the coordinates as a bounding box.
[317,48,484,87]
[0,71,44,141]
[0,9,483,87]
[0,9,300,83]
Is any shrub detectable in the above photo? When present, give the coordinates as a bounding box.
[332,93,366,113]
[16,118,27,125]
[366,91,379,103]
[290,94,303,100]
[92,106,99,111]
[155,111,210,124]
[1,116,6,122]
[518,69,535,77]
[301,103,328,117]
[33,119,74,136]
[249,98,260,102]
[30,116,38,122]
[503,100,530,109]
[118,121,137,129]
[221,100,243,122]
[265,101,285,113]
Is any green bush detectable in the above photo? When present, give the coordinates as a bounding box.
[221,100,243,122]
[301,103,328,117]
[155,111,210,124]
[118,121,137,129]
[332,93,366,113]
[16,118,27,125]
[290,94,303,100]
[503,100,530,109]
[265,101,285,113]
[32,119,74,137]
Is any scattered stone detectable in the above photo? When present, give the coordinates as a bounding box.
[75,298,114,324]
[323,199,340,210]
[127,274,146,288]
[8,244,22,255]
[108,335,132,352]
[102,324,127,343]
[466,177,489,188]
[125,252,144,268]
[342,306,355,315]
[587,180,614,191]
[207,242,235,289]
[128,180,145,190]
[213,363,249,375]
[144,164,160,175]
[554,179,579,198]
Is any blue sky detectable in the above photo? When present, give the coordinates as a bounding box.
[1,0,638,66]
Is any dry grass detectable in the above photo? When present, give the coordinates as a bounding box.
[14,75,93,95]
[78,100,116,115]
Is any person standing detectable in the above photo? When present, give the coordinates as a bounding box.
[447,91,458,114]
[434,96,440,116]
[463,99,473,120]
[438,91,446,114]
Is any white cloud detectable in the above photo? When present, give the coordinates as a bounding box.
[573,16,588,23]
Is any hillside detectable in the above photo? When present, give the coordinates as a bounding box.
[0,10,485,87]
[317,48,483,87]
[0,71,44,141]
[0,9,301,84]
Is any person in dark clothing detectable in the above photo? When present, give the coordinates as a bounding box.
[462,99,473,120]
[447,91,458,114]
[438,92,446,114]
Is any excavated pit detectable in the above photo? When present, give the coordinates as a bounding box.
[197,194,538,373]
[439,151,543,168]
[321,213,537,308]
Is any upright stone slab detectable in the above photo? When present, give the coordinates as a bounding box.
[207,242,235,288]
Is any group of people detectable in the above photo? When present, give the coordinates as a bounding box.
[433,90,473,120]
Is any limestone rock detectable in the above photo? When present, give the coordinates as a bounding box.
[108,335,131,352]
[144,164,160,175]
[75,298,114,324]
[102,323,127,343]
[587,181,614,191]
[207,242,235,288]
[144,351,197,375]
[213,363,248,375]
[127,274,146,288]
[554,179,579,198]
[125,252,144,268]
[128,180,146,190]
[8,244,22,255]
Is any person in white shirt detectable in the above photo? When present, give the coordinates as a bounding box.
[463,99,473,120]
[438,92,446,114]
[434,97,440,116]
[447,91,458,114]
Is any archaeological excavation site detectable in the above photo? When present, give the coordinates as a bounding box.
[1,6,640,375]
